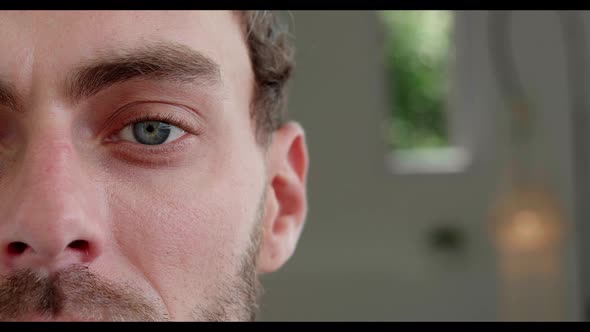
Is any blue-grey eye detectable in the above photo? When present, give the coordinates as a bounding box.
[119,120,185,145]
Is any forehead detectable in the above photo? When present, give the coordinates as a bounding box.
[0,11,249,93]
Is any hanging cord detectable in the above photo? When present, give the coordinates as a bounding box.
[487,10,535,185]
[487,11,588,169]
[488,10,588,172]
[487,10,531,141]
[488,11,588,121]
[487,11,527,106]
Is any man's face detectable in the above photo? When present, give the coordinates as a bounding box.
[0,11,308,321]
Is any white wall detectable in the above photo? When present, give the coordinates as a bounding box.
[257,10,584,321]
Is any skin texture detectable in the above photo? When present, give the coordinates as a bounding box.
[0,11,308,321]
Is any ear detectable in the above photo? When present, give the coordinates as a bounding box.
[257,122,309,274]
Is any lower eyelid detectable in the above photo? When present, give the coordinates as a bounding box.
[106,133,197,166]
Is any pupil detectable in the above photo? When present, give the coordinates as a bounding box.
[146,125,155,133]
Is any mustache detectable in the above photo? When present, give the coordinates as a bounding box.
[0,265,167,321]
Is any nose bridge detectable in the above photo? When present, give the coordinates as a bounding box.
[15,132,86,220]
[22,138,78,192]
[14,138,86,245]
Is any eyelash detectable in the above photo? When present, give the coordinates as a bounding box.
[118,113,196,137]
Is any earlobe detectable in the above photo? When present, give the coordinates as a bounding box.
[257,122,309,274]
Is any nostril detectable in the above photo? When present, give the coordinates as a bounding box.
[7,242,28,255]
[68,240,89,252]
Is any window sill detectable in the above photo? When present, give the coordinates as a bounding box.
[386,146,471,175]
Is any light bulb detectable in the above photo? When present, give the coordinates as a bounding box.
[490,184,565,255]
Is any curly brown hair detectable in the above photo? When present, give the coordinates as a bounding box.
[235,11,295,146]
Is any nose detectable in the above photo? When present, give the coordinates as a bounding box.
[0,139,106,273]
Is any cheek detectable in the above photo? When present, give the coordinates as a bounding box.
[104,160,261,300]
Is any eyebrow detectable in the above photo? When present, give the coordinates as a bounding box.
[0,79,22,112]
[65,41,223,102]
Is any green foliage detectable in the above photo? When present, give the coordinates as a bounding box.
[379,11,453,149]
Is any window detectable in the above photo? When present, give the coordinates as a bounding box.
[379,11,469,174]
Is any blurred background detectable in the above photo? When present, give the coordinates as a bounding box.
[257,10,590,321]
